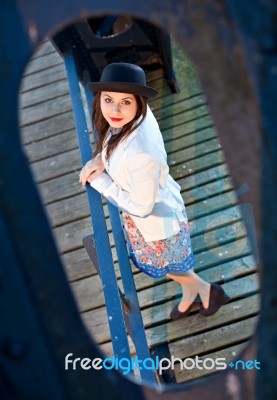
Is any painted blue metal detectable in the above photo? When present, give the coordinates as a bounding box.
[107,202,156,382]
[63,52,132,365]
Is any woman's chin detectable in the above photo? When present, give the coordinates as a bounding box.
[110,122,124,129]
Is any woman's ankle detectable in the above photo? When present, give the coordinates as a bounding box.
[199,283,211,309]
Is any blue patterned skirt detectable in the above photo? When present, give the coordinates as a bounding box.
[123,212,195,278]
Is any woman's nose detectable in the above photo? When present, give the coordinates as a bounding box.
[112,103,121,113]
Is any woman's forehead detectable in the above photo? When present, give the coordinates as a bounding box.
[101,91,136,100]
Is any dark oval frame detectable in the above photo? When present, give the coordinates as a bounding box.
[1,0,276,399]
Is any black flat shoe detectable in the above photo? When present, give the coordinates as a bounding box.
[199,283,230,316]
[170,297,198,321]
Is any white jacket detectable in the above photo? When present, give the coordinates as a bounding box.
[90,105,186,242]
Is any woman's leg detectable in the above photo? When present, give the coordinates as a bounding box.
[167,270,211,312]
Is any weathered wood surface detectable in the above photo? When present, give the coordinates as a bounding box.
[24,121,218,183]
[19,40,260,384]
[23,49,64,77]
[71,234,249,314]
[47,173,232,229]
[35,149,225,206]
[81,258,258,343]
[21,63,68,94]
[51,196,241,254]
[175,343,248,383]
[100,293,259,361]
[20,78,71,109]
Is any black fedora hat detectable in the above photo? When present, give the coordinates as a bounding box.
[89,62,158,99]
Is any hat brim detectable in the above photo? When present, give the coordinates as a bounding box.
[88,82,158,99]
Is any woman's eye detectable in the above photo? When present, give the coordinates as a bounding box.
[103,98,131,105]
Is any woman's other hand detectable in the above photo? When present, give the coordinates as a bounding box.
[79,154,105,186]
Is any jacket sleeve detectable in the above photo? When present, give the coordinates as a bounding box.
[90,153,160,217]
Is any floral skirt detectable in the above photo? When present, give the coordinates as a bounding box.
[123,212,195,278]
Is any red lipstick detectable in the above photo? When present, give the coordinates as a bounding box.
[110,117,123,122]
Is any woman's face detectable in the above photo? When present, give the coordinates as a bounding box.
[100,92,138,129]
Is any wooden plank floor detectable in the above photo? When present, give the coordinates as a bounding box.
[20,39,260,385]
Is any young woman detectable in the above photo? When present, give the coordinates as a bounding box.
[79,62,229,319]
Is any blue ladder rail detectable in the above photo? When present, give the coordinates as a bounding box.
[64,52,156,383]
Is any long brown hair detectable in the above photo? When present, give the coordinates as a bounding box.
[92,92,147,160]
